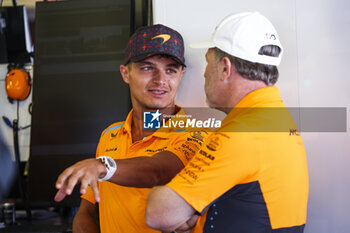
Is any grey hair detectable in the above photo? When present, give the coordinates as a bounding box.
[212,45,281,85]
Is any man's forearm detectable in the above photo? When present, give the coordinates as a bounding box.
[146,186,196,232]
[55,151,184,203]
[109,152,184,188]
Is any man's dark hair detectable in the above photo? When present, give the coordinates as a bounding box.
[127,54,185,71]
[213,45,281,85]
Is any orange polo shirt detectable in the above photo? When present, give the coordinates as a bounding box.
[82,108,209,233]
[167,87,309,233]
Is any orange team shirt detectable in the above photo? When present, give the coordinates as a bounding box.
[82,108,210,233]
[167,86,309,233]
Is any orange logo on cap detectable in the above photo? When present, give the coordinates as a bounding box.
[152,34,171,44]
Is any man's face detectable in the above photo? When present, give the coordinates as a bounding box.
[204,49,221,108]
[121,55,185,110]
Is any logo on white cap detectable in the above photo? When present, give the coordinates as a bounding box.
[190,12,283,66]
[266,33,276,40]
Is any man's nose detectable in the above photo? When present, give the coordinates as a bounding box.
[152,70,166,84]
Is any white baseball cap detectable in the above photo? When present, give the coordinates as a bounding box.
[190,12,283,66]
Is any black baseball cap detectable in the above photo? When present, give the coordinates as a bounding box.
[124,24,186,67]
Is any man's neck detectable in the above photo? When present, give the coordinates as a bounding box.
[218,77,268,114]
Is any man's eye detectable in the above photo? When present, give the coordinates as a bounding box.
[166,69,177,74]
[141,66,152,71]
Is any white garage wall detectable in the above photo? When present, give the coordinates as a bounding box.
[153,0,350,233]
[296,1,350,232]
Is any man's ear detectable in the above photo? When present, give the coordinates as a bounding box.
[120,65,130,84]
[179,67,186,80]
[220,57,233,81]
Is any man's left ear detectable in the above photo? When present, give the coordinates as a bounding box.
[181,67,186,77]
[221,57,232,81]
[120,65,130,84]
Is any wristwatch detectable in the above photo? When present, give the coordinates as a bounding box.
[97,156,117,181]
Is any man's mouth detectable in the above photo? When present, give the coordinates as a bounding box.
[152,90,166,94]
[149,89,167,95]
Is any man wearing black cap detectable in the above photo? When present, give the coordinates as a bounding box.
[54,24,207,233]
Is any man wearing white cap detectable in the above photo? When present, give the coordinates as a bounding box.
[146,12,309,233]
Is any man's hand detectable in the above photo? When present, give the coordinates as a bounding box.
[54,158,106,203]
[162,214,198,233]
[174,214,199,232]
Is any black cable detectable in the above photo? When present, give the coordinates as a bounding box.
[13,99,32,220]
[20,125,30,130]
[28,102,32,115]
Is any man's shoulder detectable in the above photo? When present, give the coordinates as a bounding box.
[101,121,125,135]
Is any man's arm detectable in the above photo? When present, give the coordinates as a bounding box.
[110,151,184,187]
[145,186,196,232]
[55,151,184,202]
[73,199,99,233]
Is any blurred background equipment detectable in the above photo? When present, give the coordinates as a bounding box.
[0,0,151,231]
[0,0,32,64]
[2,65,32,220]
[0,130,15,203]
[5,68,31,101]
[28,0,133,209]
